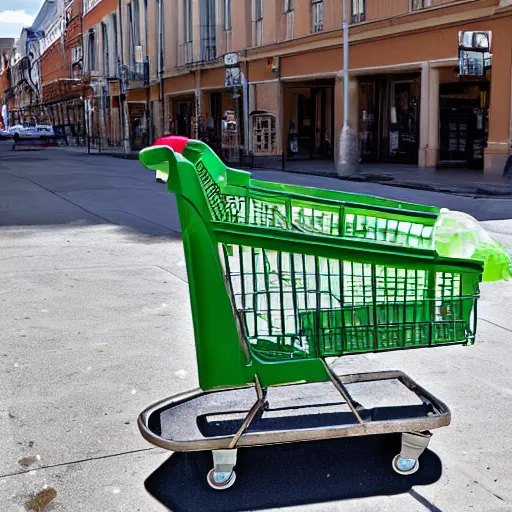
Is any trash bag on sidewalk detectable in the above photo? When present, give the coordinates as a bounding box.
[434,209,512,282]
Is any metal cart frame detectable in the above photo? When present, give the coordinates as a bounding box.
[138,137,482,490]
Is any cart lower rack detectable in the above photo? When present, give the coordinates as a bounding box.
[139,370,449,488]
[138,137,483,489]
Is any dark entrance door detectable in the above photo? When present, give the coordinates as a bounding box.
[438,81,489,169]
[172,99,194,138]
[358,75,420,165]
[387,79,420,164]
[287,82,334,160]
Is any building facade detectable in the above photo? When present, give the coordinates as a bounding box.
[2,0,511,174]
[0,38,15,128]
[154,0,512,174]
[38,0,87,145]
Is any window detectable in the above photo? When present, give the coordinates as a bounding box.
[102,23,109,76]
[87,29,96,71]
[224,0,232,30]
[311,0,323,33]
[185,0,193,42]
[84,0,101,14]
[410,0,432,10]
[200,0,216,61]
[283,0,293,13]
[253,0,263,46]
[131,0,141,47]
[255,0,263,21]
[71,46,82,64]
[352,0,365,23]
[112,13,118,75]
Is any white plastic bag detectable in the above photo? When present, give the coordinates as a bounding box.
[433,209,511,282]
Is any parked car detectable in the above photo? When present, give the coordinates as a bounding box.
[10,124,56,140]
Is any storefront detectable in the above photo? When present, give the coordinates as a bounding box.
[203,89,244,162]
[168,95,195,138]
[438,69,490,169]
[283,79,335,160]
[127,102,147,150]
[358,73,420,165]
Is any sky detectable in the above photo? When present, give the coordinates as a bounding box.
[0,0,45,40]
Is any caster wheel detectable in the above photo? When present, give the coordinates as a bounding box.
[392,454,419,475]
[207,469,237,490]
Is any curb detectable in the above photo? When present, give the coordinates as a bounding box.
[23,145,512,199]
[248,167,512,198]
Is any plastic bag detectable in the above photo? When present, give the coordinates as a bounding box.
[433,209,512,282]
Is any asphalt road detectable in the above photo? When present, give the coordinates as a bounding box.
[1,142,512,511]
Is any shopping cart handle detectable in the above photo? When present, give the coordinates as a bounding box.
[153,136,189,154]
[139,145,174,169]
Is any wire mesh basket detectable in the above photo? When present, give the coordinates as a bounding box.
[139,138,482,390]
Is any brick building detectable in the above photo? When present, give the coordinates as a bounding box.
[40,0,87,144]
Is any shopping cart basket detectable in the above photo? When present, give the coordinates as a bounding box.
[138,137,482,489]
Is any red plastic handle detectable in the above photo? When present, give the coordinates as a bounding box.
[152,136,189,154]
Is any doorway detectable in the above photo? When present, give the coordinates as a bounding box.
[358,74,420,165]
[438,81,489,169]
[285,81,334,160]
[170,97,194,138]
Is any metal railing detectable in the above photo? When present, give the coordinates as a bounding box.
[125,61,149,83]
[178,41,194,66]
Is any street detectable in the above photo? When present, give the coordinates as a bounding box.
[1,142,512,512]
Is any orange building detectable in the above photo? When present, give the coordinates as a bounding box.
[13,0,512,170]
[157,0,512,175]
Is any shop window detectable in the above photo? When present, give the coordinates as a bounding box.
[311,0,324,33]
[352,0,365,23]
[410,0,432,11]
[251,113,277,154]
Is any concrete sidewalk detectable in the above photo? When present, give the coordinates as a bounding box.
[255,158,512,197]
[1,143,512,511]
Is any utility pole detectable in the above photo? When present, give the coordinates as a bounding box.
[337,0,358,177]
[158,0,164,137]
[118,0,130,154]
[343,0,349,130]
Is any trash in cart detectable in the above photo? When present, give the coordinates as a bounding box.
[137,136,510,490]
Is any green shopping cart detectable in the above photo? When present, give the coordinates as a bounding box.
[138,136,482,489]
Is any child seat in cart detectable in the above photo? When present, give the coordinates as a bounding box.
[138,136,482,489]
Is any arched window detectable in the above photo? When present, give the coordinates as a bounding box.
[88,29,96,71]
[102,23,109,76]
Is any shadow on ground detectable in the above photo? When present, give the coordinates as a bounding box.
[145,434,442,512]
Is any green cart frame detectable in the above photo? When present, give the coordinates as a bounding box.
[138,137,482,489]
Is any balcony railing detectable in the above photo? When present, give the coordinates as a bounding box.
[178,41,194,66]
[178,35,220,68]
[120,61,149,84]
[200,37,217,62]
